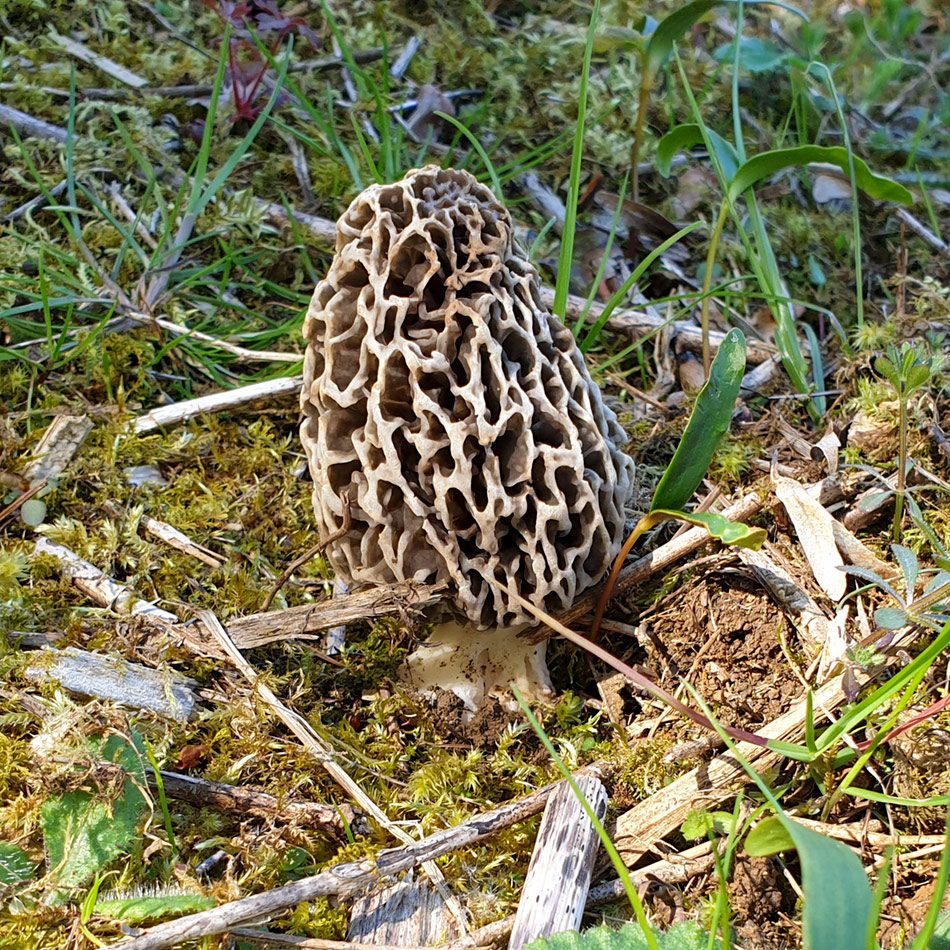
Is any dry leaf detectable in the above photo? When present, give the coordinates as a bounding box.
[773,474,847,601]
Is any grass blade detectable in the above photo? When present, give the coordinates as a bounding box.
[552,0,600,321]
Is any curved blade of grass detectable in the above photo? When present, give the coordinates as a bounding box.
[801,322,826,418]
[644,0,722,79]
[552,0,600,320]
[579,220,701,352]
[433,112,503,197]
[727,145,913,205]
[651,327,747,512]
[656,124,740,180]
[815,618,950,753]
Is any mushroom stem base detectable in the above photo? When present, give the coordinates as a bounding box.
[403,621,554,715]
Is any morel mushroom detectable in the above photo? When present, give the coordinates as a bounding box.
[301,166,635,710]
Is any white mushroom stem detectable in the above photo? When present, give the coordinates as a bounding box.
[403,621,554,715]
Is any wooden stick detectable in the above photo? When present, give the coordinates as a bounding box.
[114,768,600,949]
[196,611,468,934]
[0,103,68,143]
[34,538,179,625]
[542,289,776,365]
[508,776,607,950]
[150,770,355,835]
[225,583,446,649]
[48,32,148,87]
[131,377,302,434]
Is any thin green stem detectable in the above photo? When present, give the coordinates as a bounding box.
[893,394,908,542]
[701,201,731,374]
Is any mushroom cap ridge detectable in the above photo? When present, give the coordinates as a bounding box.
[301,165,635,628]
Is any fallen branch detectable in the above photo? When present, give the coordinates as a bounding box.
[114,766,602,949]
[150,770,357,836]
[229,583,446,649]
[34,538,179,625]
[131,377,302,434]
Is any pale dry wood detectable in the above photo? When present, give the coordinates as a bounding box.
[48,32,148,87]
[545,288,776,365]
[791,816,947,850]
[0,103,68,142]
[227,583,447,649]
[349,882,459,946]
[23,646,197,721]
[508,776,607,950]
[131,376,302,434]
[445,842,717,950]
[152,770,355,834]
[196,611,468,934]
[21,414,93,486]
[34,537,179,625]
[613,676,847,866]
[101,501,226,569]
[114,769,595,949]
[231,932,458,950]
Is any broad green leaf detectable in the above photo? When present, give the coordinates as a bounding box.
[656,124,740,181]
[681,809,736,841]
[727,146,913,205]
[874,607,909,630]
[649,509,766,549]
[650,328,747,513]
[746,816,873,948]
[713,37,788,73]
[783,817,873,950]
[0,842,35,885]
[95,891,216,923]
[745,815,794,855]
[41,736,147,895]
[526,921,717,950]
[645,0,721,78]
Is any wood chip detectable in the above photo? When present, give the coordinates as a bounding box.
[24,646,196,721]
[508,775,607,950]
[349,882,459,946]
[21,414,93,486]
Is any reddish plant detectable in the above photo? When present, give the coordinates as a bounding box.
[204,0,321,123]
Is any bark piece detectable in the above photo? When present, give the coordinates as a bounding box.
[508,775,608,950]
